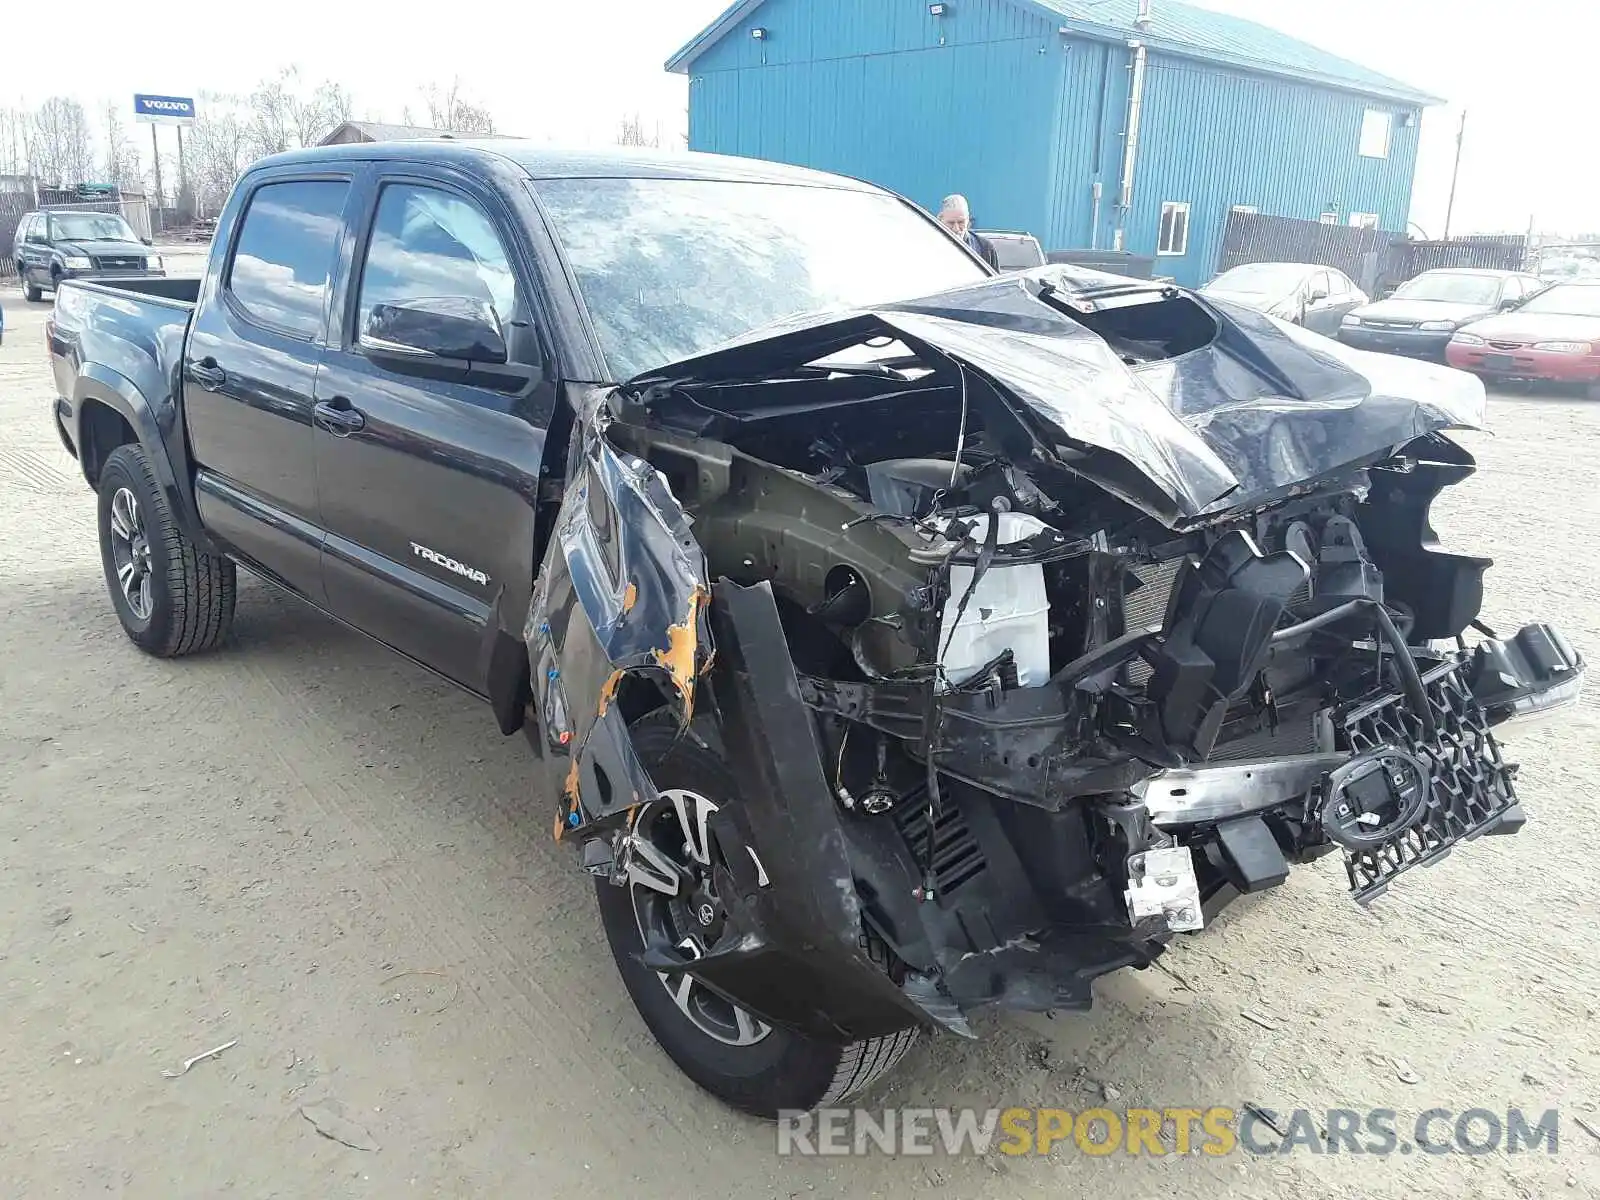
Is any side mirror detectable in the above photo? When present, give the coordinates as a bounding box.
[141,236,153,246]
[362,296,508,364]
[1308,285,1330,302]
[1499,296,1521,311]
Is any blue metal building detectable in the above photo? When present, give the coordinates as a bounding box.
[667,0,1440,286]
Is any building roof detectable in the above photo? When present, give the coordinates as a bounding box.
[318,121,509,145]
[666,0,1441,107]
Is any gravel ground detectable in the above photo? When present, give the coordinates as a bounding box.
[2,288,1598,1198]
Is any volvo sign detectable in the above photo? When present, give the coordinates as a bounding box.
[133,94,197,126]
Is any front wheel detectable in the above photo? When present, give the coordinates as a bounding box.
[96,443,236,656]
[22,272,42,302]
[594,714,919,1118]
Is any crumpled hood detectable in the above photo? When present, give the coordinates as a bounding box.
[628,268,1487,527]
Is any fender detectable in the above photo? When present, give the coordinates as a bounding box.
[525,413,711,837]
[72,362,212,548]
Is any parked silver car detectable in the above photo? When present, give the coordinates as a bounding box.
[1202,261,1367,335]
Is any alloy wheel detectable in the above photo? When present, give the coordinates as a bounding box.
[108,487,154,620]
[625,788,772,1047]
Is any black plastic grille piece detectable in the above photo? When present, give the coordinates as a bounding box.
[1338,657,1518,902]
[894,786,988,896]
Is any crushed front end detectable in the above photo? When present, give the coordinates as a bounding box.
[529,270,1585,1041]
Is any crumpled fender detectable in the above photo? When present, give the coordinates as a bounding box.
[526,413,711,839]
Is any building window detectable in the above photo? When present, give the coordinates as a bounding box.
[1359,109,1391,158]
[1157,201,1190,256]
[1319,211,1339,225]
[1348,212,1380,230]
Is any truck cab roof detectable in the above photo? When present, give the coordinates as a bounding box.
[252,140,882,191]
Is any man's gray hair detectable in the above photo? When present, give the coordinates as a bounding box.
[939,194,971,217]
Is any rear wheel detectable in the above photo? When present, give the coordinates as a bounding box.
[594,714,919,1118]
[96,443,236,656]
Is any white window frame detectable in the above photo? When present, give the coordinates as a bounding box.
[1230,204,1258,215]
[1359,109,1391,159]
[1349,212,1380,230]
[1319,211,1339,225]
[1157,201,1190,257]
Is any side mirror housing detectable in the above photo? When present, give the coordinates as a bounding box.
[1308,286,1330,302]
[141,236,153,246]
[363,296,508,364]
[1499,296,1521,311]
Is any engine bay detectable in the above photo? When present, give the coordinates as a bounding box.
[531,271,1583,1035]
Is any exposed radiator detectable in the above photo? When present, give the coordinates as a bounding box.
[1121,558,1183,686]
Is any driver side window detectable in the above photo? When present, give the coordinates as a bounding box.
[356,183,519,344]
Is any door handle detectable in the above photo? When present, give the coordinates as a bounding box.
[313,399,366,435]
[190,358,226,390]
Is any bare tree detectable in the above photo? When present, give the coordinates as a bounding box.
[617,113,661,148]
[102,104,141,189]
[184,99,255,215]
[0,106,32,178]
[247,68,358,158]
[248,72,296,158]
[32,97,94,187]
[422,80,496,134]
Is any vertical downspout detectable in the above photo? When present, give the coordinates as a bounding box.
[1112,39,1147,251]
[1091,182,1102,250]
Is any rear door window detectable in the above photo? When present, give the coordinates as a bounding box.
[225,179,350,339]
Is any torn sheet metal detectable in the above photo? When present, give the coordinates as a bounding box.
[626,268,1486,527]
[528,414,711,838]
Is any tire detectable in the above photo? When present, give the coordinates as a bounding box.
[1587,381,1600,402]
[96,443,236,656]
[22,273,42,302]
[595,714,919,1118]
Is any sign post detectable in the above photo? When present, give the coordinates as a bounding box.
[134,94,197,230]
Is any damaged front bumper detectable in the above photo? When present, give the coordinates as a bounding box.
[1139,626,1582,912]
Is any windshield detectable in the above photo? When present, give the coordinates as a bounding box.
[1393,273,1500,305]
[1518,284,1600,317]
[534,177,987,379]
[1207,263,1307,293]
[47,213,140,242]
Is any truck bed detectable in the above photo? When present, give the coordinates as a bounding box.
[71,275,201,306]
[49,278,198,428]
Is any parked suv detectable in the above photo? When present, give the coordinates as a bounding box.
[12,210,165,302]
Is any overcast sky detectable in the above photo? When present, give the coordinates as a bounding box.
[7,0,1590,235]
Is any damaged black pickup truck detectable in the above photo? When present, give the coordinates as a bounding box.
[48,143,1584,1118]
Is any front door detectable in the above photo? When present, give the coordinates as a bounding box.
[313,173,554,692]
[183,173,355,599]
[19,216,45,283]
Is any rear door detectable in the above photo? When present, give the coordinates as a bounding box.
[183,170,358,599]
[1303,270,1341,334]
[312,167,557,693]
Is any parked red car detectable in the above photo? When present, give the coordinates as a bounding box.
[1447,282,1600,397]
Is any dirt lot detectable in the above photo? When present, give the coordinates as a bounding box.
[2,289,1598,1198]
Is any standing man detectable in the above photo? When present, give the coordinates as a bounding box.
[938,194,999,270]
